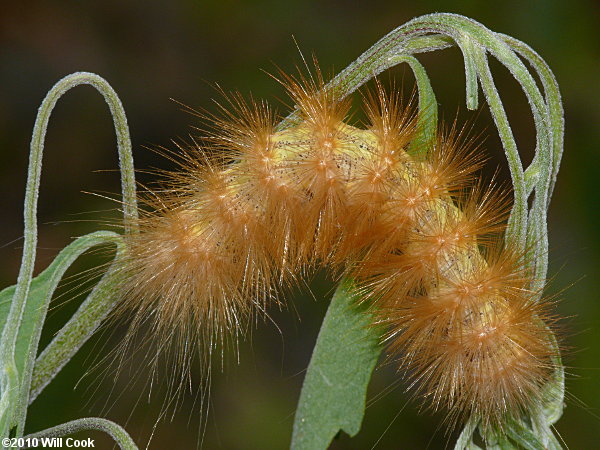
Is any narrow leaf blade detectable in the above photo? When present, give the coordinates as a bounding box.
[291,280,382,450]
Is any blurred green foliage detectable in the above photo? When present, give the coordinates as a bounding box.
[0,1,598,448]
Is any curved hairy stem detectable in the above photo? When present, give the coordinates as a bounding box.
[500,34,563,200]
[389,55,438,157]
[0,72,136,441]
[23,417,137,450]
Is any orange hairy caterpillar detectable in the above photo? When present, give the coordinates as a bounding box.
[110,65,561,440]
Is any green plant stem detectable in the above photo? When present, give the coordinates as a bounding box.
[23,417,137,450]
[501,34,564,295]
[469,45,527,248]
[456,35,479,111]
[389,55,438,157]
[0,72,136,441]
[501,34,563,200]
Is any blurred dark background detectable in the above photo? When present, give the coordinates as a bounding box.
[1,1,599,448]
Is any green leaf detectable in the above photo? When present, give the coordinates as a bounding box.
[15,232,118,385]
[30,240,126,403]
[540,333,565,426]
[505,420,547,450]
[0,231,119,434]
[0,287,13,341]
[390,55,438,158]
[454,416,483,450]
[291,280,382,450]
